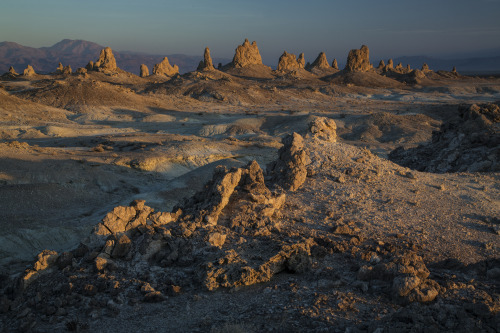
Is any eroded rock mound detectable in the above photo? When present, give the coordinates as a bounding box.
[307,117,337,142]
[197,47,215,71]
[93,47,117,72]
[345,45,371,72]
[308,52,330,70]
[23,65,36,76]
[153,57,179,76]
[358,251,439,304]
[390,103,500,172]
[140,64,149,77]
[267,133,310,192]
[231,38,263,68]
[277,51,301,71]
[378,60,386,70]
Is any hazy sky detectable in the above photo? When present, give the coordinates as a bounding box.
[1,0,499,64]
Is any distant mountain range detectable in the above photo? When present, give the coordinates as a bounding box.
[1,39,499,75]
[0,39,231,75]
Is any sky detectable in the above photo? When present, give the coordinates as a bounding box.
[1,0,500,65]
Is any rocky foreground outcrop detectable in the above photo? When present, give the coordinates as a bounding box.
[345,45,371,72]
[1,117,498,332]
[390,103,500,172]
[153,57,179,76]
[231,38,263,68]
[197,47,214,71]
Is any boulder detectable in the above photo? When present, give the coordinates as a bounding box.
[197,47,215,71]
[23,65,36,76]
[297,53,305,69]
[231,38,263,68]
[140,64,149,77]
[345,45,371,72]
[332,58,339,70]
[94,47,117,72]
[153,57,179,76]
[277,51,300,71]
[76,67,87,75]
[307,117,337,142]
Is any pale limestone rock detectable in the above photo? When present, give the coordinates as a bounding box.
[140,64,149,77]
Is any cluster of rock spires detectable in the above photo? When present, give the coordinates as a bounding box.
[55,63,72,75]
[390,102,500,172]
[2,39,462,79]
[152,57,179,77]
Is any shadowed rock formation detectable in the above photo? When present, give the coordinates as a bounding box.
[422,63,431,72]
[197,47,215,71]
[345,45,371,72]
[390,103,500,172]
[332,59,339,70]
[23,65,36,76]
[8,66,18,75]
[277,51,301,71]
[153,57,179,76]
[85,61,94,71]
[378,60,386,70]
[267,133,310,192]
[297,53,305,69]
[231,39,263,68]
[140,64,149,77]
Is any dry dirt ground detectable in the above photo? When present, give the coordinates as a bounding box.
[0,67,499,332]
